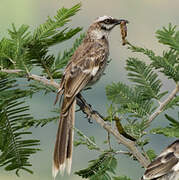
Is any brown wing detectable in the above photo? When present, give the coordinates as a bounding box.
[142,140,179,179]
[61,41,107,113]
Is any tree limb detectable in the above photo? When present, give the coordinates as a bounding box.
[147,83,179,124]
[0,69,150,168]
[76,93,150,168]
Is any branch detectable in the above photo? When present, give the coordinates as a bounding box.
[0,69,59,88]
[1,69,23,74]
[76,94,150,168]
[28,74,58,88]
[0,69,150,168]
[147,83,179,124]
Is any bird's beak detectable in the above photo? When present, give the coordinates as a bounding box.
[115,19,129,25]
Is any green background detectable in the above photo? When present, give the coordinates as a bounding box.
[0,0,178,179]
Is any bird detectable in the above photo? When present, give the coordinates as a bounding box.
[141,139,179,180]
[52,16,129,178]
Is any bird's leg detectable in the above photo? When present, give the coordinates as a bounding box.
[76,93,105,123]
[76,93,93,123]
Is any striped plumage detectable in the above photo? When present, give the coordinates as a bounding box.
[141,140,179,180]
[53,16,128,178]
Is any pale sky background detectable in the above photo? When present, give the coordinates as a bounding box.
[0,0,179,180]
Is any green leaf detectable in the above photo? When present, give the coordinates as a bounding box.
[150,114,179,137]
[75,152,117,179]
[25,3,82,77]
[146,149,157,161]
[33,3,81,40]
[126,58,163,100]
[156,23,179,51]
[164,95,179,110]
[165,113,179,125]
[0,24,31,71]
[128,32,179,82]
[74,128,100,151]
[0,77,40,174]
[106,82,153,118]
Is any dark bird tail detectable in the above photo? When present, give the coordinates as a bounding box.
[53,98,76,178]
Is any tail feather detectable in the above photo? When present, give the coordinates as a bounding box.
[53,99,76,178]
[66,100,75,174]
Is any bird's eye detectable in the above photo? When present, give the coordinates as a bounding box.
[104,19,111,24]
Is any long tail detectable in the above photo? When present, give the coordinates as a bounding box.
[52,98,76,178]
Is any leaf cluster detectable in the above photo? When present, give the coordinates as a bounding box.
[0,3,82,79]
[75,152,117,180]
[0,3,83,175]
[105,24,179,170]
[0,77,40,175]
[74,128,100,151]
[128,24,179,82]
[150,114,179,137]
[106,24,179,139]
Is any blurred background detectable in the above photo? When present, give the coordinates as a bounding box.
[0,0,179,179]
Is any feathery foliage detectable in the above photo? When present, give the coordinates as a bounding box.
[156,23,179,51]
[0,3,82,79]
[0,77,40,175]
[150,114,179,137]
[126,58,165,100]
[74,128,100,151]
[105,23,179,170]
[128,24,179,82]
[27,3,82,77]
[106,82,154,118]
[0,3,82,175]
[106,23,178,132]
[75,152,117,180]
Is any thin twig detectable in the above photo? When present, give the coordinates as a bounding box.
[41,62,54,82]
[107,132,112,150]
[0,69,23,74]
[147,83,179,124]
[0,69,59,88]
[28,74,59,88]
[74,127,102,152]
[141,146,150,162]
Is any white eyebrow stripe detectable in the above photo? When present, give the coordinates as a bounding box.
[95,15,113,22]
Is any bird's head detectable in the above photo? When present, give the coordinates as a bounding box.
[87,16,129,40]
